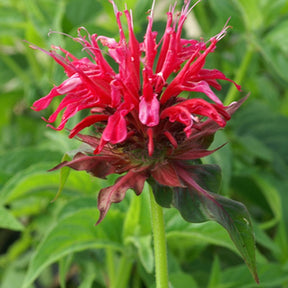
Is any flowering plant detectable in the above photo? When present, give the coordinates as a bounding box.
[30,0,258,286]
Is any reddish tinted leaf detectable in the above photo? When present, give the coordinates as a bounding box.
[96,170,148,224]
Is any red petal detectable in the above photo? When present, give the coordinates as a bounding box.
[69,114,109,138]
[161,98,227,129]
[139,94,160,127]
[102,111,127,143]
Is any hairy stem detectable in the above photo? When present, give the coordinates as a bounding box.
[149,186,169,288]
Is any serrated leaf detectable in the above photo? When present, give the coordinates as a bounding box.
[0,206,24,231]
[22,208,123,288]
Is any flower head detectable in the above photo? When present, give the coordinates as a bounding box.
[31,0,243,224]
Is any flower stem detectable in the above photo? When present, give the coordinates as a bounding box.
[106,248,116,287]
[224,45,254,106]
[149,186,169,288]
[113,253,133,288]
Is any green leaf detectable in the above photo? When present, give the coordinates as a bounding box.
[58,254,73,288]
[202,131,233,195]
[165,210,238,254]
[222,262,288,288]
[151,164,258,282]
[123,183,152,240]
[232,101,288,166]
[209,0,245,32]
[0,147,62,181]
[170,185,258,275]
[169,272,198,288]
[252,174,282,229]
[260,43,288,84]
[50,153,72,202]
[264,19,288,55]
[233,0,263,31]
[122,184,153,273]
[0,206,24,231]
[129,235,154,274]
[22,208,123,288]
[1,162,103,207]
[207,256,221,288]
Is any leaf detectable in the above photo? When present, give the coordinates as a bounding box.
[50,153,72,202]
[175,188,258,282]
[252,174,282,229]
[21,208,124,288]
[0,206,24,231]
[202,131,233,195]
[165,210,238,254]
[1,162,103,207]
[169,272,198,288]
[233,0,263,31]
[96,170,147,225]
[122,184,153,273]
[122,182,152,240]
[207,256,221,288]
[129,235,154,274]
[151,164,258,283]
[221,262,288,288]
[58,254,73,288]
[0,147,62,180]
[209,0,245,32]
[152,164,222,211]
[231,101,288,175]
[256,19,288,83]
[264,19,288,55]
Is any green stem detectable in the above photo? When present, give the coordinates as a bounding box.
[112,254,133,288]
[106,248,116,288]
[149,187,169,288]
[224,45,254,106]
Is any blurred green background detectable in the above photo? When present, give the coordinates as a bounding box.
[1,0,288,287]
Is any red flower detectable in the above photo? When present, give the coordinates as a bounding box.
[31,0,243,224]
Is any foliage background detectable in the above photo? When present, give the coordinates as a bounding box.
[0,0,288,287]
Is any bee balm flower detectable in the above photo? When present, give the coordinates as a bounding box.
[31,0,243,224]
